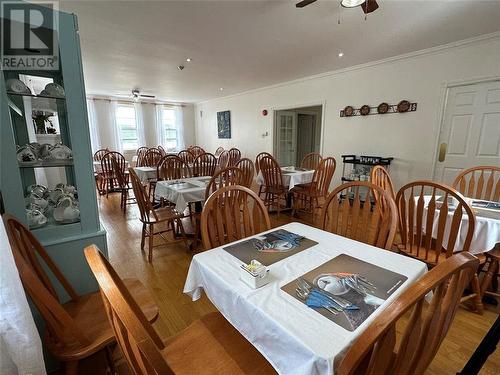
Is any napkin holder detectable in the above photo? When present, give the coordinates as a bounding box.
[240,260,270,289]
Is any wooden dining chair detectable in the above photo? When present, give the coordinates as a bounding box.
[320,181,398,250]
[300,152,322,170]
[84,245,276,375]
[235,158,255,188]
[157,145,167,156]
[157,155,192,181]
[112,156,134,213]
[101,151,127,196]
[370,165,396,200]
[214,146,224,156]
[452,166,500,202]
[336,252,479,375]
[178,149,195,165]
[205,166,245,199]
[395,180,483,313]
[129,168,189,262]
[255,152,273,197]
[93,148,109,161]
[193,152,217,177]
[227,147,242,167]
[291,157,336,219]
[189,145,205,157]
[259,155,288,216]
[143,148,163,167]
[135,147,149,167]
[201,185,271,249]
[217,150,230,171]
[3,214,159,375]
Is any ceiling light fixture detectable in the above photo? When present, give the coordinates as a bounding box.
[340,0,365,8]
[186,58,192,62]
[219,87,224,91]
[338,52,344,57]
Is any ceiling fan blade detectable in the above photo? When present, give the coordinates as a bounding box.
[296,0,317,8]
[361,0,379,14]
[140,94,156,98]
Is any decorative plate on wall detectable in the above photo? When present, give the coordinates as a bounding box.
[377,102,389,114]
[360,105,371,116]
[397,100,410,113]
[344,106,354,117]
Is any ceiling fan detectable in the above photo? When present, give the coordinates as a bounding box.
[115,89,156,101]
[296,0,379,14]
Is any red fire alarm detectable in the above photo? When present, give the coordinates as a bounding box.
[262,109,268,116]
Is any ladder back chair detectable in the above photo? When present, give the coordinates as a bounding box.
[292,157,336,217]
[320,181,398,250]
[142,148,163,167]
[178,149,195,165]
[193,152,217,177]
[300,152,322,170]
[336,252,479,375]
[452,166,500,202]
[259,155,288,216]
[84,245,275,375]
[201,185,271,249]
[3,214,158,375]
[235,158,255,188]
[227,148,242,167]
[129,168,189,262]
[395,180,483,313]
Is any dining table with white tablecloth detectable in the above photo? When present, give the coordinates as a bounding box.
[154,176,211,209]
[132,166,157,182]
[256,166,315,191]
[93,160,130,174]
[421,196,500,254]
[183,222,427,375]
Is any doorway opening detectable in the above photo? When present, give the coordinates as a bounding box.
[273,105,322,166]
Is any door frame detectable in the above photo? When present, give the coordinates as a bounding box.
[431,75,500,180]
[271,100,326,158]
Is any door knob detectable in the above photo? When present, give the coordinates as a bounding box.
[438,143,447,162]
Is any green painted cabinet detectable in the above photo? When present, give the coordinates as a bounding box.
[0,2,107,295]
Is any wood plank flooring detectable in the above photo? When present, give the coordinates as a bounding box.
[82,192,499,375]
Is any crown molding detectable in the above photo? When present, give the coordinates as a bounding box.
[197,31,500,105]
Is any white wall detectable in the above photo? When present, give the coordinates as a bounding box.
[195,36,500,189]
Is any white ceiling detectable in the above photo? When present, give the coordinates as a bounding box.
[59,0,500,103]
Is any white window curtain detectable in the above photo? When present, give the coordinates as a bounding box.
[174,106,186,151]
[109,100,123,153]
[155,104,165,148]
[86,99,101,153]
[0,222,46,375]
[134,102,146,147]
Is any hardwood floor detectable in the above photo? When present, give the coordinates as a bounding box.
[81,192,499,375]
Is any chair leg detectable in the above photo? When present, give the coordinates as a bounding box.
[64,360,78,375]
[481,258,499,296]
[472,273,484,315]
[148,224,154,262]
[141,223,146,250]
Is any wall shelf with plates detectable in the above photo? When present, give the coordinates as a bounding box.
[0,3,107,300]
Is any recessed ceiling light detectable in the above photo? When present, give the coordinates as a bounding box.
[219,87,224,91]
[338,52,344,57]
[186,58,192,62]
[341,0,365,8]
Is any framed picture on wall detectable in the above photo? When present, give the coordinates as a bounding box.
[217,110,231,139]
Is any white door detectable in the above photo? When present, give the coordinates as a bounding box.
[434,80,500,185]
[275,111,297,166]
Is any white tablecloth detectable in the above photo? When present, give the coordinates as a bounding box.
[154,176,210,208]
[183,222,427,375]
[133,166,156,182]
[93,160,130,174]
[256,166,315,191]
[421,196,500,254]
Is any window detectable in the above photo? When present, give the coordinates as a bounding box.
[162,108,177,151]
[116,104,138,150]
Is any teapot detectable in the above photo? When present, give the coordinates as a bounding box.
[17,145,37,163]
[53,195,80,223]
[26,208,48,228]
[50,143,72,159]
[25,194,49,212]
[26,184,48,198]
